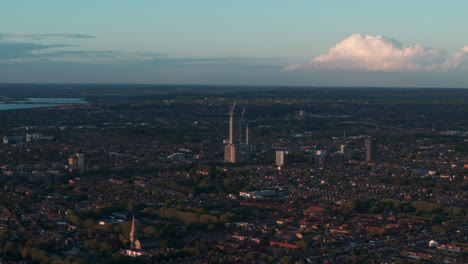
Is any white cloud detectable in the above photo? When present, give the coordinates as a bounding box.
[0,33,94,40]
[284,34,468,72]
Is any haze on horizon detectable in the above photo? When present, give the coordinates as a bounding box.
[2,0,468,88]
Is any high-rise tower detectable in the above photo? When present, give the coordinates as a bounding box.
[340,144,352,160]
[224,103,237,163]
[245,124,251,163]
[276,150,288,168]
[68,153,85,174]
[76,153,85,174]
[365,137,378,162]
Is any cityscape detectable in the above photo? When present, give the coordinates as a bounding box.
[0,85,466,263]
[2,1,468,263]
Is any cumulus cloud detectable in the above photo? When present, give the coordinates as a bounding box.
[284,34,468,72]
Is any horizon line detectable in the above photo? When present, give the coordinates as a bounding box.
[0,82,467,90]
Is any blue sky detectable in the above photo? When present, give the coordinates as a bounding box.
[2,0,468,87]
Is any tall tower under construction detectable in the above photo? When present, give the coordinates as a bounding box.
[244,124,251,163]
[224,103,237,163]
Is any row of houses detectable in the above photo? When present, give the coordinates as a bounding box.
[3,133,54,144]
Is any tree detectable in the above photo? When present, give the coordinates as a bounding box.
[206,224,216,232]
[109,253,134,264]
[96,223,114,232]
[30,248,50,263]
[411,201,442,213]
[198,214,218,224]
[273,249,283,258]
[160,239,169,249]
[219,212,235,222]
[83,239,97,251]
[83,219,95,229]
[366,229,381,240]
[296,240,310,251]
[431,225,445,234]
[143,226,158,238]
[280,256,291,264]
[119,222,133,235]
[4,241,20,257]
[260,253,269,261]
[25,239,36,248]
[22,248,32,260]
[245,251,256,260]
[158,223,177,239]
[67,210,82,226]
[0,230,10,243]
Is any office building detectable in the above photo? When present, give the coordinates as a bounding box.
[69,153,85,174]
[276,150,288,168]
[340,144,352,160]
[365,137,378,162]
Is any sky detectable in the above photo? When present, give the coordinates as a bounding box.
[2,0,468,87]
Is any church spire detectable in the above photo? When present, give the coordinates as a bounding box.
[129,214,138,249]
